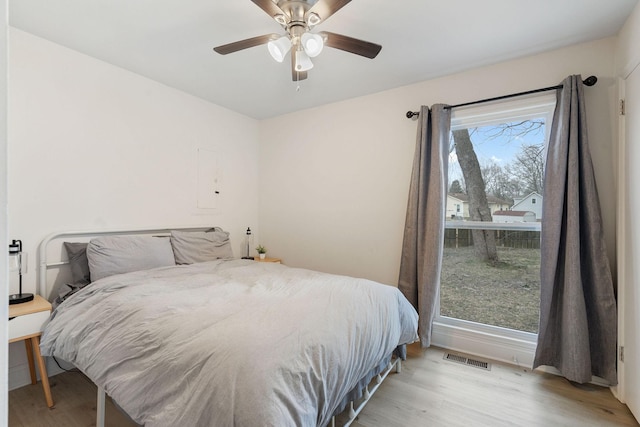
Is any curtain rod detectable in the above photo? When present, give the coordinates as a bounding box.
[405,75,597,119]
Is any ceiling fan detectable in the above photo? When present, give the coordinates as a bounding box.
[213,0,382,81]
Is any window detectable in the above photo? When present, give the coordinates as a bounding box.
[434,94,556,366]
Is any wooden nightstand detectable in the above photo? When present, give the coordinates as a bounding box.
[9,295,54,408]
[254,257,282,263]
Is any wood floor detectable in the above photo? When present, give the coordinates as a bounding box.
[9,344,639,426]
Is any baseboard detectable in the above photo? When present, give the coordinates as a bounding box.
[9,357,65,391]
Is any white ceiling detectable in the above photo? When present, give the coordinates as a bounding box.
[9,0,639,119]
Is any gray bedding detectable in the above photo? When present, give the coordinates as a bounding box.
[40,260,419,426]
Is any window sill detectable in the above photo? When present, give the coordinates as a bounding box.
[432,317,537,368]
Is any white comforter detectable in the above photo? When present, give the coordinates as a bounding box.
[40,260,418,426]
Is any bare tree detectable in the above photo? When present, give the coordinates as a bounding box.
[452,129,498,264]
[481,162,508,199]
[511,143,545,194]
[481,120,544,140]
[481,161,526,203]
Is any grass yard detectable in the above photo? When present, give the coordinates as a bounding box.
[440,246,541,333]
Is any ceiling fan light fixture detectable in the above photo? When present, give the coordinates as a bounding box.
[307,12,321,27]
[212,0,383,82]
[301,32,324,57]
[295,49,314,71]
[267,36,292,62]
[274,13,288,26]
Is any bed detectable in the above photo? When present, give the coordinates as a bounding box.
[37,226,419,427]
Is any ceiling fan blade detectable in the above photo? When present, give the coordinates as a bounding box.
[319,31,382,59]
[213,34,279,55]
[291,50,308,81]
[250,0,286,18]
[307,0,352,23]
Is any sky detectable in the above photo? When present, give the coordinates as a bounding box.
[448,118,547,186]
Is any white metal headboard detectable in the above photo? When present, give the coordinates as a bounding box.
[38,226,213,298]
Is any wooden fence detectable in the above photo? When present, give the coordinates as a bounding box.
[444,228,541,249]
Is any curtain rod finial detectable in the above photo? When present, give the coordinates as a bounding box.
[406,111,419,119]
[583,76,597,86]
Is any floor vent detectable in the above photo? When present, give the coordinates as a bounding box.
[443,353,491,371]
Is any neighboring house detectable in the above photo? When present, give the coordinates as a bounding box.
[446,193,511,220]
[493,210,537,223]
[446,193,467,219]
[512,192,543,220]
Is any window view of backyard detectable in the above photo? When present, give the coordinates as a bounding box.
[439,116,547,334]
[440,230,541,333]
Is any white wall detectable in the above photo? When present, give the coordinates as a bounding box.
[259,38,619,287]
[615,0,640,419]
[9,28,261,291]
[7,28,260,389]
[1,0,9,423]
[617,1,640,79]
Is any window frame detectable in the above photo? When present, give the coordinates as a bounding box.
[432,93,556,368]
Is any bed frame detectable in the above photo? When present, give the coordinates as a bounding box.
[38,226,402,427]
[38,226,213,298]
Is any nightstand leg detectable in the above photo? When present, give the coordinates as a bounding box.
[30,335,54,408]
[24,339,37,385]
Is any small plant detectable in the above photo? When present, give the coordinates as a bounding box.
[255,245,267,254]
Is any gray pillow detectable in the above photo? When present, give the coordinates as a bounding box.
[170,228,233,264]
[63,242,91,284]
[86,235,176,281]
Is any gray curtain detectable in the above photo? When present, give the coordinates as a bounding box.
[398,104,451,347]
[533,75,618,385]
